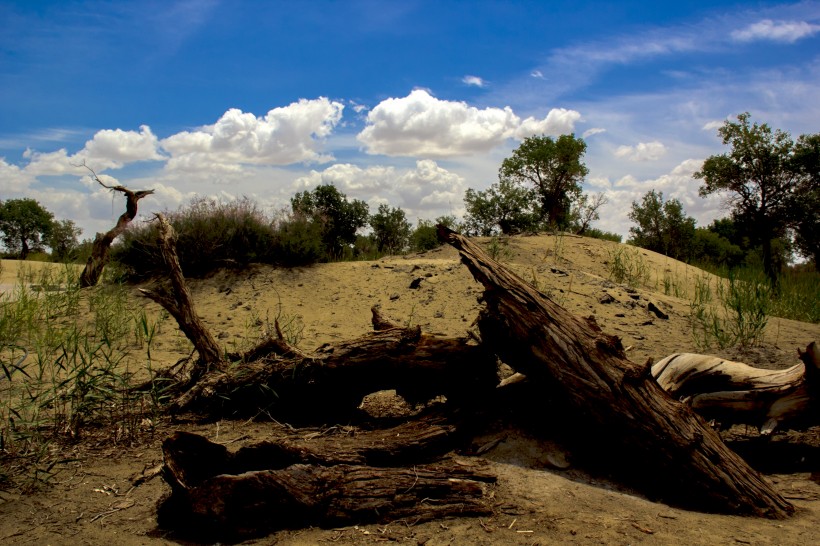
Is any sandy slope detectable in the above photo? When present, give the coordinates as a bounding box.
[0,234,818,545]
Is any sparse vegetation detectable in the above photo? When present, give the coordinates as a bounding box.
[606,245,650,288]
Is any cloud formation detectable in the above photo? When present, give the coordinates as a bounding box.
[294,159,466,218]
[614,141,668,162]
[731,19,820,43]
[357,90,580,157]
[162,98,344,171]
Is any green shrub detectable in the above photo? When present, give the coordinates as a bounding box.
[114,197,283,279]
[584,228,622,243]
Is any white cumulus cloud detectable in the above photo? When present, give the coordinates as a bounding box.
[294,159,466,219]
[614,141,668,162]
[731,19,820,43]
[23,125,164,175]
[357,89,580,157]
[161,98,344,171]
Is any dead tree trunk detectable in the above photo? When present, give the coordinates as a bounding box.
[167,314,497,420]
[652,344,819,434]
[139,214,224,372]
[79,165,154,287]
[158,422,495,540]
[437,226,793,518]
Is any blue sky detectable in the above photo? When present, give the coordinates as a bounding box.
[1,0,819,241]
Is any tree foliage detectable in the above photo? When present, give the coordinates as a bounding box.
[0,198,54,259]
[48,219,82,262]
[463,178,540,236]
[499,134,588,229]
[628,190,696,261]
[694,113,815,283]
[291,185,369,260]
[369,204,411,254]
[791,134,820,267]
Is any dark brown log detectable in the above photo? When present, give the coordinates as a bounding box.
[652,345,818,434]
[168,316,498,420]
[438,226,793,518]
[79,165,154,288]
[139,214,224,371]
[157,423,495,539]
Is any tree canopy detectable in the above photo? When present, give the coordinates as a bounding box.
[628,190,696,261]
[0,198,54,259]
[499,134,588,229]
[291,185,369,260]
[463,177,540,236]
[694,113,816,282]
[369,204,411,254]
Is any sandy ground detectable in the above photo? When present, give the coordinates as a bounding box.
[1,234,818,545]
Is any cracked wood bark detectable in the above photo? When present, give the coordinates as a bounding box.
[157,423,495,539]
[652,343,819,434]
[139,214,224,370]
[79,170,154,287]
[438,226,793,518]
[168,311,497,421]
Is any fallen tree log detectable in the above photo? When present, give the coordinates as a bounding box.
[165,315,497,420]
[652,343,819,434]
[158,422,495,540]
[438,226,793,518]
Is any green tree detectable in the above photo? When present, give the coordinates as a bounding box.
[48,219,82,262]
[463,178,541,236]
[628,190,696,261]
[369,204,411,254]
[409,216,458,252]
[791,133,820,267]
[0,198,54,259]
[499,134,588,229]
[694,113,808,285]
[291,185,369,259]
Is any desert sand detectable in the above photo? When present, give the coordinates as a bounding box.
[0,233,818,545]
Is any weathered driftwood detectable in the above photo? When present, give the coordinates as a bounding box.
[438,226,793,518]
[79,166,154,288]
[652,343,819,434]
[139,214,224,371]
[167,318,497,420]
[157,423,495,539]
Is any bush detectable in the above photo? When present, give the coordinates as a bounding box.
[584,228,622,243]
[114,197,282,279]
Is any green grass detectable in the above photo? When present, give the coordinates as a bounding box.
[0,266,166,491]
[606,245,650,289]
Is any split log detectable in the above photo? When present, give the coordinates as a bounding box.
[168,317,498,421]
[78,164,154,288]
[157,423,495,539]
[438,226,793,518]
[652,343,819,434]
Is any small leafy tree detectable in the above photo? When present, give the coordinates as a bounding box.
[463,178,541,236]
[48,219,82,262]
[369,204,411,254]
[499,134,588,229]
[0,198,54,259]
[628,190,696,261]
[695,113,810,285]
[291,185,369,260]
